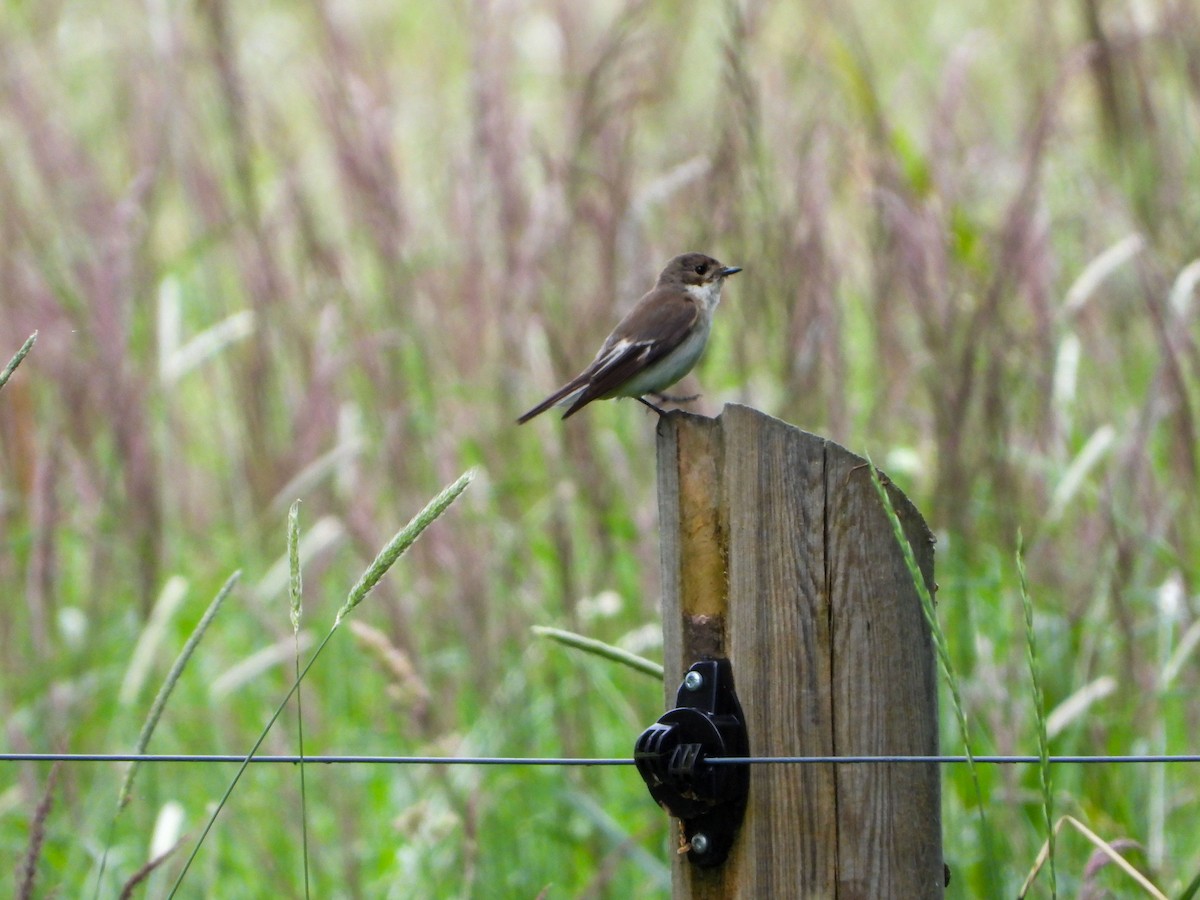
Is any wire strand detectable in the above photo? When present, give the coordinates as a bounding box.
[2,752,1199,765]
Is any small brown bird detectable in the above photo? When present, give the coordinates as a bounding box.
[517,253,741,423]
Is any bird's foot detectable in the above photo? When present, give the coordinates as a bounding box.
[651,391,700,405]
[637,396,668,415]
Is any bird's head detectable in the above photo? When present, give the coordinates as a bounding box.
[660,253,742,288]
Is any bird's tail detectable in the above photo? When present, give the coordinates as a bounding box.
[516,378,587,424]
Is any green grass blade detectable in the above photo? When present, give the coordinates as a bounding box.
[1179,867,1200,900]
[336,469,475,625]
[289,501,303,631]
[120,570,240,807]
[167,471,473,896]
[0,331,37,392]
[288,501,311,900]
[94,571,239,898]
[1018,531,1056,898]
[867,460,995,884]
[532,625,664,678]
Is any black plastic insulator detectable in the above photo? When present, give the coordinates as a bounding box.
[633,658,750,867]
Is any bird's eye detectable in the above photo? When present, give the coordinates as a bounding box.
[694,263,708,275]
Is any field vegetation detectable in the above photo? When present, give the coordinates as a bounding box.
[2,0,1199,896]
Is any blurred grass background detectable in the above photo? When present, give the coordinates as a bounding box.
[1,0,1198,896]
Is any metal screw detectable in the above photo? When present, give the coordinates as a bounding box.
[683,670,704,692]
[690,833,709,855]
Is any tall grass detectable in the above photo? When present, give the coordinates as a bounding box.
[0,332,37,392]
[1017,532,1056,897]
[1,0,1198,894]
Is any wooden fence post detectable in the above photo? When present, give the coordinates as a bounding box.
[656,404,943,898]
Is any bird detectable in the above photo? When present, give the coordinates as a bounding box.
[517,252,741,423]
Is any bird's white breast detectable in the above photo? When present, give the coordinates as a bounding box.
[684,279,725,313]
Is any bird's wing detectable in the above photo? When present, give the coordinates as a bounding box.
[560,289,699,419]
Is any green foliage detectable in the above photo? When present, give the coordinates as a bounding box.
[0,332,37,392]
[2,0,1199,896]
[1018,532,1056,898]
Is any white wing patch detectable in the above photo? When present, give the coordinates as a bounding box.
[592,339,652,379]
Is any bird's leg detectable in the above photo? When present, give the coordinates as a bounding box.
[651,391,700,405]
[637,396,668,415]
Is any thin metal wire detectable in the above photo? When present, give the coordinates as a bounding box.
[2,752,1199,766]
[707,755,1200,765]
[0,754,631,765]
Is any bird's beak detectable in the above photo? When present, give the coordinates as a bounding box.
[720,266,742,277]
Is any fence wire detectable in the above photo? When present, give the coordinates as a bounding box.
[3,752,1199,766]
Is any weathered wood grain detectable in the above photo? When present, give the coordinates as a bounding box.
[656,411,734,900]
[655,404,942,899]
[825,440,942,899]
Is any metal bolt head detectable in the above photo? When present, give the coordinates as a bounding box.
[690,832,709,855]
[683,670,704,692]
